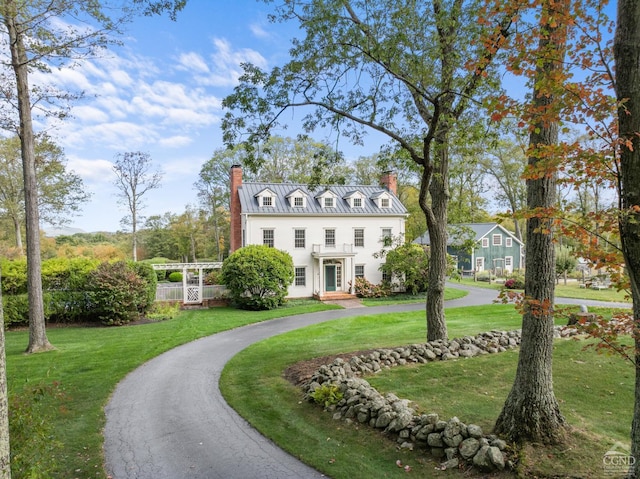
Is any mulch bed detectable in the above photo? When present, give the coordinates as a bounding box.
[283,349,377,386]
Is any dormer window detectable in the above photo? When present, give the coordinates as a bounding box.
[371,191,393,209]
[343,190,365,208]
[255,188,277,208]
[316,189,337,208]
[286,188,307,208]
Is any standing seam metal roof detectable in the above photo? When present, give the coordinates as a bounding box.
[238,182,408,215]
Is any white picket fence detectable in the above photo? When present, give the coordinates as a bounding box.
[155,284,228,302]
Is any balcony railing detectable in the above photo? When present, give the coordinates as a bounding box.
[311,243,354,255]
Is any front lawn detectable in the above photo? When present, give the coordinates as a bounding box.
[5,300,339,478]
[360,286,468,306]
[221,304,632,478]
[457,277,631,303]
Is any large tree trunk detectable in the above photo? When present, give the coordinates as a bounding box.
[614,1,640,476]
[0,275,10,477]
[494,0,567,443]
[4,4,54,353]
[427,134,450,342]
[420,132,449,342]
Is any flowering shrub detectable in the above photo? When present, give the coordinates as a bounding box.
[352,277,389,298]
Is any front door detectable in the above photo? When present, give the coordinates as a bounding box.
[325,265,337,292]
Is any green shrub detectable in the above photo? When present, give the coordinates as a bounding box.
[130,261,157,310]
[2,293,29,327]
[145,302,181,321]
[41,257,100,291]
[0,258,27,295]
[309,383,344,408]
[168,272,183,282]
[475,271,495,282]
[221,245,294,310]
[352,277,389,298]
[88,261,150,325]
[504,274,525,290]
[380,243,429,294]
[204,270,221,285]
[44,291,95,324]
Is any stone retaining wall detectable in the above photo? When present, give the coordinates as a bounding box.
[302,327,575,472]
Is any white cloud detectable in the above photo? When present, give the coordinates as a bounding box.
[177,52,210,73]
[159,135,193,148]
[250,23,271,39]
[110,69,134,88]
[66,156,114,183]
[72,105,109,123]
[61,122,158,151]
[184,37,267,87]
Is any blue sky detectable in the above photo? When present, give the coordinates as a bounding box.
[44,0,382,233]
[34,1,617,233]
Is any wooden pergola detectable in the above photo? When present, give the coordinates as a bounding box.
[152,262,222,304]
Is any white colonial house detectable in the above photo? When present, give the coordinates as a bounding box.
[230,166,408,299]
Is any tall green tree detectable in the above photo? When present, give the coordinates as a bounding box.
[494,0,569,444]
[614,0,640,475]
[113,151,163,262]
[247,135,351,185]
[195,147,241,261]
[0,0,186,354]
[223,0,517,341]
[0,134,89,256]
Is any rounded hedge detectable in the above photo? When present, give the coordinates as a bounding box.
[168,272,183,282]
[221,245,294,310]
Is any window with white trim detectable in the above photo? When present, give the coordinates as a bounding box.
[294,196,304,207]
[263,229,274,247]
[353,197,362,207]
[492,234,502,246]
[381,197,390,208]
[354,228,364,247]
[262,196,273,207]
[325,229,336,247]
[505,237,512,247]
[381,228,392,246]
[324,197,334,207]
[294,267,306,286]
[294,229,305,248]
[482,238,489,248]
[355,265,365,278]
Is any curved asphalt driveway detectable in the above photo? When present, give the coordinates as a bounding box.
[103,284,629,478]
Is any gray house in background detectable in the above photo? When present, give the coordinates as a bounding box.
[414,223,524,275]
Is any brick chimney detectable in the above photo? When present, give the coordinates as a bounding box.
[230,165,243,253]
[380,171,397,196]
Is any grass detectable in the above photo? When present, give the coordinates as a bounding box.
[5,300,339,478]
[457,277,631,303]
[221,304,633,478]
[360,287,467,306]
